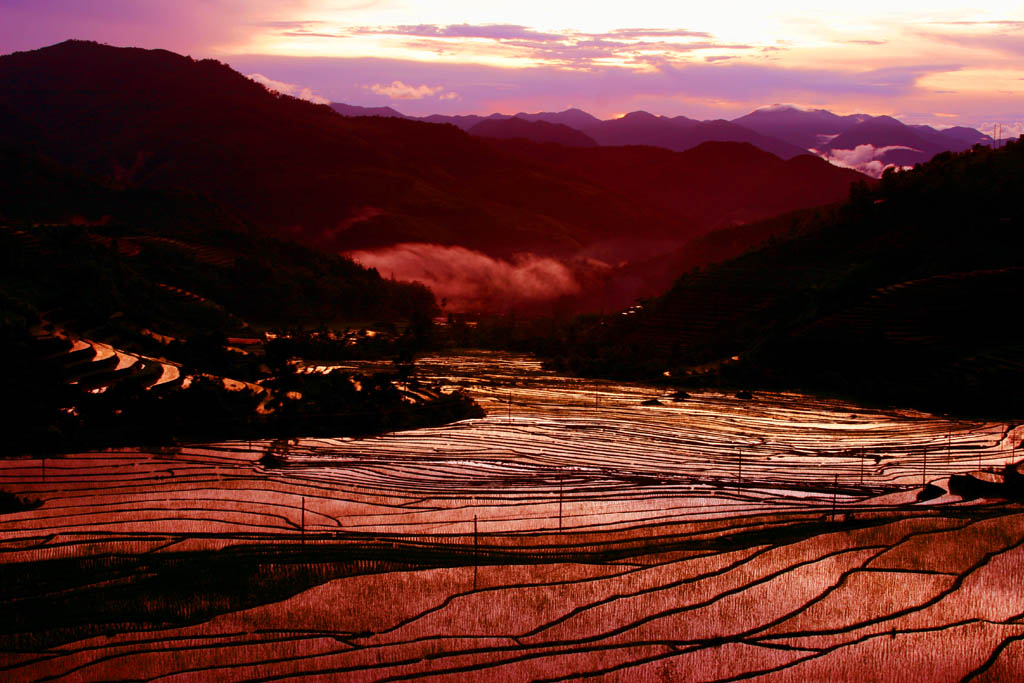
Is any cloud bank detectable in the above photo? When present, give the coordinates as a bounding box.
[368,80,457,100]
[345,23,744,67]
[225,53,973,122]
[347,243,583,312]
[247,73,329,103]
[5,5,1023,131]
[822,144,917,178]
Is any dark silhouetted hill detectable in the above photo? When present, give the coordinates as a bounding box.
[909,124,994,151]
[0,41,680,258]
[933,126,994,147]
[418,108,602,131]
[734,106,993,162]
[550,140,1024,417]
[0,145,488,456]
[419,112,507,130]
[820,116,950,165]
[580,111,808,159]
[516,108,603,129]
[732,105,870,150]
[0,144,436,334]
[330,102,408,118]
[329,99,993,170]
[469,117,598,147]
[486,138,864,243]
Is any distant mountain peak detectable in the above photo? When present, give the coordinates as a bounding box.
[869,115,904,125]
[753,103,805,113]
[512,108,602,130]
[620,110,659,121]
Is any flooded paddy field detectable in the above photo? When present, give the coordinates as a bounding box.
[2,351,1023,680]
[271,352,1020,538]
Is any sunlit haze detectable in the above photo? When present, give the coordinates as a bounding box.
[1,1,1022,131]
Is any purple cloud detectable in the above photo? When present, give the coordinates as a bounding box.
[930,20,1024,28]
[821,144,918,178]
[351,24,714,45]
[603,28,713,39]
[919,30,1024,57]
[225,53,964,121]
[352,23,565,42]
[343,23,757,68]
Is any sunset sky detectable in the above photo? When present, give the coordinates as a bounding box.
[2,1,1022,132]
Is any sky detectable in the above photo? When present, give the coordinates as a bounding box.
[2,1,1023,133]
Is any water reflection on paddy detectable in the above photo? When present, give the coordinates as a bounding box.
[280,351,1020,530]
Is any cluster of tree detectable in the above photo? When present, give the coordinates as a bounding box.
[0,306,480,456]
[265,368,482,440]
[0,489,40,514]
[264,312,436,367]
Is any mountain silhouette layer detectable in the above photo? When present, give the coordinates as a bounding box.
[550,141,1024,416]
[1,40,872,313]
[335,102,992,174]
[469,117,598,147]
[0,40,676,259]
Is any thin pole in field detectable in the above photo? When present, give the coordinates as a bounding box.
[558,476,563,531]
[473,515,479,590]
[832,475,838,521]
[1009,423,1016,465]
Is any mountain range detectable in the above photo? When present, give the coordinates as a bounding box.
[1,39,1019,418]
[332,102,994,175]
[1,40,866,312]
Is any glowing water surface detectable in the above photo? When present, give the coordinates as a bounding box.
[277,351,1020,532]
[2,351,1020,546]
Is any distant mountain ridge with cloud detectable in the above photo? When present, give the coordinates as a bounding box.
[332,101,995,177]
[0,40,865,313]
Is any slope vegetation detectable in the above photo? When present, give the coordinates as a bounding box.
[551,140,1024,417]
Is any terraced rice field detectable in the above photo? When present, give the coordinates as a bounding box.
[2,351,1022,680]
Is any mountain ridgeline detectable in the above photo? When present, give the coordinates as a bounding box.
[0,40,676,259]
[547,140,1024,417]
[0,40,876,314]
[0,37,1017,434]
[0,145,435,334]
[338,103,993,171]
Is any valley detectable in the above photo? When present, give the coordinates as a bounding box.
[1,27,1022,681]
